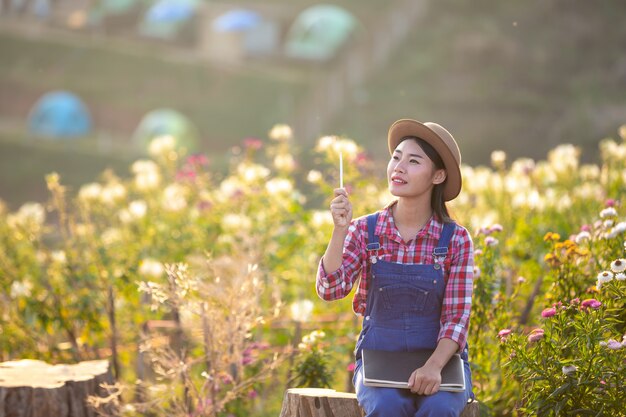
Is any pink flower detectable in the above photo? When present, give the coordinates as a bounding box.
[347,362,356,372]
[490,224,504,233]
[247,389,258,399]
[541,307,557,318]
[484,236,499,246]
[570,297,580,305]
[605,199,616,207]
[243,137,263,150]
[528,328,545,343]
[581,299,602,310]
[187,154,209,166]
[580,224,591,232]
[606,339,623,350]
[498,329,512,341]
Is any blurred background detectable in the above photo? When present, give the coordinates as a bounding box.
[1,0,625,209]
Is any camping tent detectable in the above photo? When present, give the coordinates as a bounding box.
[28,90,92,139]
[133,108,199,152]
[284,4,358,61]
[138,0,197,40]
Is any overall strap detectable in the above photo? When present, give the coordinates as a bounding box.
[366,212,381,252]
[433,221,457,260]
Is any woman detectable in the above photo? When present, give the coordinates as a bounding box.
[316,119,474,416]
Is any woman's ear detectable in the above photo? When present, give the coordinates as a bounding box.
[433,169,447,185]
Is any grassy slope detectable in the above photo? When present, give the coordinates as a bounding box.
[2,0,626,208]
[328,0,626,164]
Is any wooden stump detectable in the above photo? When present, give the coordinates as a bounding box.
[0,359,116,417]
[279,388,479,417]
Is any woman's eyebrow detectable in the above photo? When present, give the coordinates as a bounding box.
[394,150,424,158]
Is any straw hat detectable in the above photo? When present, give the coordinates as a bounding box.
[387,119,462,201]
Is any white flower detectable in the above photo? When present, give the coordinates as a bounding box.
[221,213,252,232]
[268,124,293,142]
[610,259,626,273]
[162,184,187,212]
[307,170,322,183]
[238,163,270,184]
[490,150,506,168]
[510,158,535,176]
[290,299,314,323]
[274,154,296,172]
[78,183,103,201]
[219,176,243,199]
[562,365,577,376]
[265,178,293,195]
[615,272,626,281]
[575,231,591,244]
[132,160,161,190]
[129,200,147,219]
[334,138,359,159]
[132,160,159,175]
[10,280,33,298]
[600,207,618,219]
[579,165,600,180]
[139,259,164,278]
[311,210,333,227]
[101,228,122,246]
[50,250,66,264]
[597,271,614,283]
[8,202,46,229]
[548,144,580,173]
[316,135,336,152]
[148,135,176,158]
[596,271,614,289]
[612,222,626,235]
[473,266,481,278]
[100,183,126,205]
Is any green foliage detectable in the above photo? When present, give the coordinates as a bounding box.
[292,331,333,389]
[1,124,626,416]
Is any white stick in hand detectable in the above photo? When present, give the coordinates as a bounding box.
[339,150,343,189]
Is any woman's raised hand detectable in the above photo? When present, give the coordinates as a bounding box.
[330,188,353,230]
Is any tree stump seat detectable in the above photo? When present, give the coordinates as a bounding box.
[279,388,479,417]
[0,359,115,417]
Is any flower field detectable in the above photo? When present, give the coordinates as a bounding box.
[1,124,625,416]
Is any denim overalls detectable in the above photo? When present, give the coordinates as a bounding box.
[353,213,473,417]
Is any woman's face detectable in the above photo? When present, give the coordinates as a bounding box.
[387,139,446,199]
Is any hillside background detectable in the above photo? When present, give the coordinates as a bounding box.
[1,0,625,208]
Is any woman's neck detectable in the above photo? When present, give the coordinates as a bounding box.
[393,198,433,229]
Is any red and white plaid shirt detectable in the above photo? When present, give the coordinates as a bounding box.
[316,202,474,350]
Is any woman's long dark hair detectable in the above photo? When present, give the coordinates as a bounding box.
[401,136,452,223]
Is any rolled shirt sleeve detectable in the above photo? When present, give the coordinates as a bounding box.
[316,221,365,302]
[438,226,474,351]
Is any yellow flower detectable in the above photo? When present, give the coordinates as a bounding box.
[543,232,561,242]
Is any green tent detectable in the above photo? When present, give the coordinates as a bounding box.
[133,108,199,153]
[285,4,358,61]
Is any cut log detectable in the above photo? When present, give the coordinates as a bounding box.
[0,359,117,417]
[279,388,364,417]
[279,388,479,417]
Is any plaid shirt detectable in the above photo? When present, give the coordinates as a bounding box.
[316,203,474,350]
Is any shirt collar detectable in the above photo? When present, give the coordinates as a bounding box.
[378,201,444,242]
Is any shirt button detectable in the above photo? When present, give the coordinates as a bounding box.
[365,316,371,321]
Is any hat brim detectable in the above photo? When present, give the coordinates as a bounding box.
[388,119,462,201]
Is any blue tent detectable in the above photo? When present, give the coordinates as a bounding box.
[212,9,261,32]
[28,91,92,139]
[138,0,197,40]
